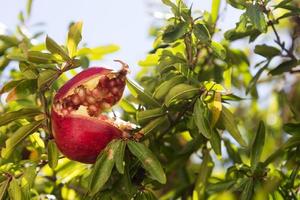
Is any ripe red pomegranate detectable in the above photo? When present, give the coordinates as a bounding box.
[51,61,129,163]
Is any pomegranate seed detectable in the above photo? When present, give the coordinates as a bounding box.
[88,104,98,113]
[87,96,96,104]
[78,88,85,100]
[109,80,116,87]
[86,89,92,96]
[72,95,81,105]
[112,87,119,95]
[92,88,102,98]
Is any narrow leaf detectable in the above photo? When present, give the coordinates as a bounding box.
[140,115,170,136]
[246,4,267,32]
[8,178,23,200]
[0,108,42,127]
[241,179,254,200]
[165,84,199,107]
[126,78,160,107]
[194,99,212,139]
[219,106,247,147]
[48,140,59,169]
[210,41,226,60]
[88,141,116,195]
[114,140,126,174]
[254,45,281,59]
[210,129,221,155]
[127,141,166,184]
[153,75,186,100]
[137,108,165,124]
[0,178,9,200]
[193,150,214,199]
[27,51,56,64]
[250,121,265,168]
[193,23,211,43]
[67,21,83,57]
[269,60,299,75]
[37,69,58,89]
[211,0,221,24]
[46,36,70,61]
[162,22,188,43]
[1,120,43,159]
[208,92,222,127]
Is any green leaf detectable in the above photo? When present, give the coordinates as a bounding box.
[37,69,58,89]
[269,60,299,75]
[211,0,221,24]
[245,4,267,33]
[0,108,42,127]
[114,140,126,174]
[246,64,268,94]
[250,121,265,168]
[0,35,19,46]
[282,135,300,149]
[219,106,247,147]
[254,45,281,59]
[193,99,212,139]
[46,36,70,61]
[126,78,160,107]
[153,75,186,100]
[241,179,254,200]
[193,23,211,43]
[207,180,235,193]
[1,120,43,159]
[224,139,242,163]
[26,0,33,17]
[193,150,214,199]
[210,129,221,155]
[48,140,59,169]
[8,178,23,200]
[283,123,300,135]
[274,0,293,9]
[119,99,136,113]
[67,21,83,57]
[162,22,188,43]
[226,0,246,9]
[6,52,27,61]
[127,141,166,184]
[88,141,117,195]
[140,115,170,136]
[164,84,199,107]
[210,41,226,60]
[27,51,57,64]
[0,80,24,94]
[0,178,9,200]
[137,108,165,124]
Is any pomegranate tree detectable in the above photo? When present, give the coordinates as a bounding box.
[51,61,129,163]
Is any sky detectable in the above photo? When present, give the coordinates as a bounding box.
[0,0,242,78]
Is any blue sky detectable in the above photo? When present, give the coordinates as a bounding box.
[0,0,242,78]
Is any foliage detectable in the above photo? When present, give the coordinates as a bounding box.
[0,0,300,199]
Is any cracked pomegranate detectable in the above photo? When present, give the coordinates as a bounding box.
[51,61,128,163]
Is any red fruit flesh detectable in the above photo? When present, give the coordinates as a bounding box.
[51,62,128,164]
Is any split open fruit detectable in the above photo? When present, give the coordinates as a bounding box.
[51,61,128,163]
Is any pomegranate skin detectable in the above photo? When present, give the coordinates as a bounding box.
[51,110,122,163]
[51,66,128,163]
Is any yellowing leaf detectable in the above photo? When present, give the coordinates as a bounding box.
[67,21,83,57]
[208,92,222,127]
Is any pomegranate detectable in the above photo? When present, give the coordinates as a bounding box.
[51,61,129,163]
